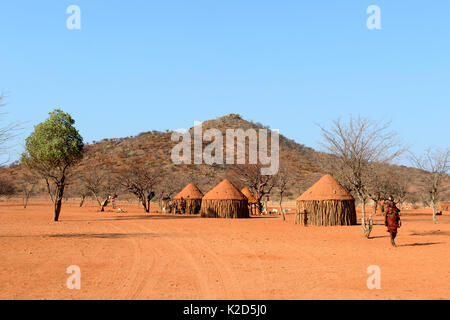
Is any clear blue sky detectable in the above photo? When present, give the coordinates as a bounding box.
[0,0,449,164]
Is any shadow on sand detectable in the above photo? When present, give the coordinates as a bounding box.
[46,232,160,239]
[400,242,442,247]
[70,214,201,222]
[368,235,390,239]
[68,214,279,222]
[0,232,164,239]
[410,230,450,237]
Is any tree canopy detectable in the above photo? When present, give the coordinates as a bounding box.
[22,109,83,173]
[21,109,84,221]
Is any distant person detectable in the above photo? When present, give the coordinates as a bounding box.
[179,197,186,214]
[385,197,402,247]
[111,195,116,209]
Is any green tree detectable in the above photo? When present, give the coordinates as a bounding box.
[21,109,83,221]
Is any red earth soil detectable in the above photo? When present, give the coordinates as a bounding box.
[0,199,449,300]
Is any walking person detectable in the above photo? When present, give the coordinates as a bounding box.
[385,197,402,247]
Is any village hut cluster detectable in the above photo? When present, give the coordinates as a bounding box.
[167,174,358,226]
[168,179,250,218]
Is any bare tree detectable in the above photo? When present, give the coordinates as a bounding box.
[410,148,450,224]
[16,173,39,208]
[230,163,277,215]
[319,116,406,238]
[275,164,293,221]
[73,178,90,207]
[155,168,189,211]
[0,94,19,165]
[366,164,410,215]
[77,169,119,211]
[405,192,421,209]
[366,164,389,216]
[0,177,15,197]
[117,164,161,213]
[389,172,409,208]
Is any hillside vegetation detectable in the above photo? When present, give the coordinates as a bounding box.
[1,114,448,206]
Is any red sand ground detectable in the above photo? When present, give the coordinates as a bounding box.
[0,199,449,300]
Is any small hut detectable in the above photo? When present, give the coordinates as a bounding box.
[241,187,258,215]
[201,179,249,218]
[295,174,356,226]
[173,183,204,214]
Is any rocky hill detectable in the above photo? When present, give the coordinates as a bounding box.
[1,114,448,203]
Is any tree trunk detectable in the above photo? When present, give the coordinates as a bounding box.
[23,194,29,209]
[141,198,150,213]
[54,197,62,221]
[279,194,286,222]
[256,200,263,215]
[361,199,366,228]
[54,182,65,222]
[432,200,438,224]
[79,195,86,207]
[361,199,372,238]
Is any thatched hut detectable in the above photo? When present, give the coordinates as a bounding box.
[295,174,356,226]
[241,187,258,215]
[173,183,204,214]
[201,179,249,218]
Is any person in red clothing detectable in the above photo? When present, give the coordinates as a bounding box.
[385,197,402,247]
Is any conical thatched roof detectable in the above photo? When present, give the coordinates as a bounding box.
[297,174,354,201]
[174,183,204,200]
[241,187,258,204]
[203,179,247,200]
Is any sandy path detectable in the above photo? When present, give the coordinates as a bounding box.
[0,201,449,299]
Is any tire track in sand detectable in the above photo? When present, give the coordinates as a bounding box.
[156,221,251,299]
[185,234,246,299]
[132,221,214,299]
[124,221,168,300]
[107,222,146,299]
